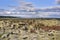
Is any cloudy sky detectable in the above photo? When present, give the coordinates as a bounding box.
[0,0,60,18]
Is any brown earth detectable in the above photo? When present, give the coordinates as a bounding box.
[41,26,60,31]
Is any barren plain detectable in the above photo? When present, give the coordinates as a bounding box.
[0,18,60,40]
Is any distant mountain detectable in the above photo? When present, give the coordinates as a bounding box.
[0,16,18,18]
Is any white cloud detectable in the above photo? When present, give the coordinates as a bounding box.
[56,0,60,4]
[5,11,11,14]
[0,6,60,18]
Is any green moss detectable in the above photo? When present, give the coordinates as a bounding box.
[0,33,5,38]
[0,34,3,38]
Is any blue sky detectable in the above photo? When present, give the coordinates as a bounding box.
[0,0,18,9]
[25,0,56,8]
[0,0,58,9]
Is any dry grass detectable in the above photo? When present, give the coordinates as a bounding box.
[0,18,60,40]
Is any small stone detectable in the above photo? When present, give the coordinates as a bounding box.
[48,33,54,36]
[23,37,28,39]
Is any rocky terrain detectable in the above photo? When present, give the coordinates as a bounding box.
[0,18,60,40]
